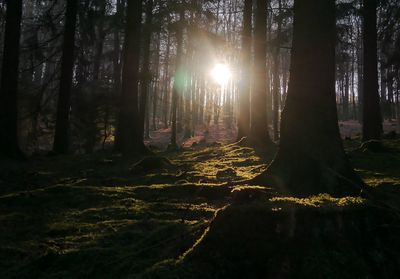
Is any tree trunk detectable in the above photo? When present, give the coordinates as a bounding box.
[249,0,273,146]
[152,31,161,131]
[254,0,363,197]
[115,0,147,155]
[162,32,171,129]
[53,0,78,154]
[272,0,282,141]
[0,0,23,158]
[237,0,252,140]
[170,10,185,149]
[362,0,382,141]
[139,0,154,140]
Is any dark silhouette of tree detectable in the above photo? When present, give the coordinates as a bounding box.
[272,0,283,142]
[250,0,274,147]
[237,0,252,140]
[0,0,23,158]
[255,0,363,196]
[170,8,185,150]
[139,0,154,140]
[53,0,78,154]
[116,0,148,155]
[362,0,382,142]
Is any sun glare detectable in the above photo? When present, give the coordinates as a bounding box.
[211,63,231,86]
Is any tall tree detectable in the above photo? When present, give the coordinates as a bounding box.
[52,0,78,154]
[170,8,185,149]
[116,0,148,155]
[362,0,382,141]
[0,0,23,158]
[237,0,252,140]
[254,0,363,196]
[250,0,273,146]
[139,0,154,140]
[272,0,283,141]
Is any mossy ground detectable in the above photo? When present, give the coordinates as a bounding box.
[0,139,400,278]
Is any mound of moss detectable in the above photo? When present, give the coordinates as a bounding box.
[146,194,400,278]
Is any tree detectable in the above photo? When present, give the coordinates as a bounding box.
[249,0,274,147]
[253,0,363,196]
[272,0,283,142]
[116,0,148,155]
[53,0,78,154]
[139,0,154,140]
[170,8,185,150]
[237,0,252,140]
[362,0,382,142]
[0,0,23,158]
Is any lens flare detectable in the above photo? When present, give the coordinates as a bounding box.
[211,63,231,86]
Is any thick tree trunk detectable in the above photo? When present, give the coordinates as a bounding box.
[115,0,147,155]
[237,0,252,140]
[0,0,23,158]
[362,0,382,141]
[53,0,78,154]
[249,0,273,146]
[254,0,363,197]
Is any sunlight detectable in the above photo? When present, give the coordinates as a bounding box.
[211,63,232,86]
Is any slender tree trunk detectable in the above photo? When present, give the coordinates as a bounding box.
[115,0,147,155]
[387,70,394,119]
[237,0,252,140]
[53,0,78,154]
[357,20,364,123]
[343,71,350,120]
[250,0,273,146]
[93,1,107,81]
[139,0,154,139]
[152,31,161,131]
[170,10,185,149]
[272,0,282,141]
[199,75,206,125]
[254,0,363,196]
[0,0,23,158]
[362,0,382,141]
[162,32,171,129]
[110,0,123,148]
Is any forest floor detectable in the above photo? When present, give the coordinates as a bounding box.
[1,121,400,278]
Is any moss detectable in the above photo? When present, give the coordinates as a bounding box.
[1,140,400,278]
[269,193,365,208]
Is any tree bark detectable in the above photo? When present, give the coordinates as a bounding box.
[237,0,252,140]
[0,0,24,158]
[254,0,363,197]
[170,10,185,149]
[115,0,148,155]
[53,0,78,154]
[250,0,273,146]
[362,0,382,141]
[139,0,154,140]
[272,0,282,141]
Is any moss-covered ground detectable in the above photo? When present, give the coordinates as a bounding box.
[0,139,400,278]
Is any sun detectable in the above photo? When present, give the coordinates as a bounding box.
[211,63,232,86]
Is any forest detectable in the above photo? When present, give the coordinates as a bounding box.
[1,0,400,277]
